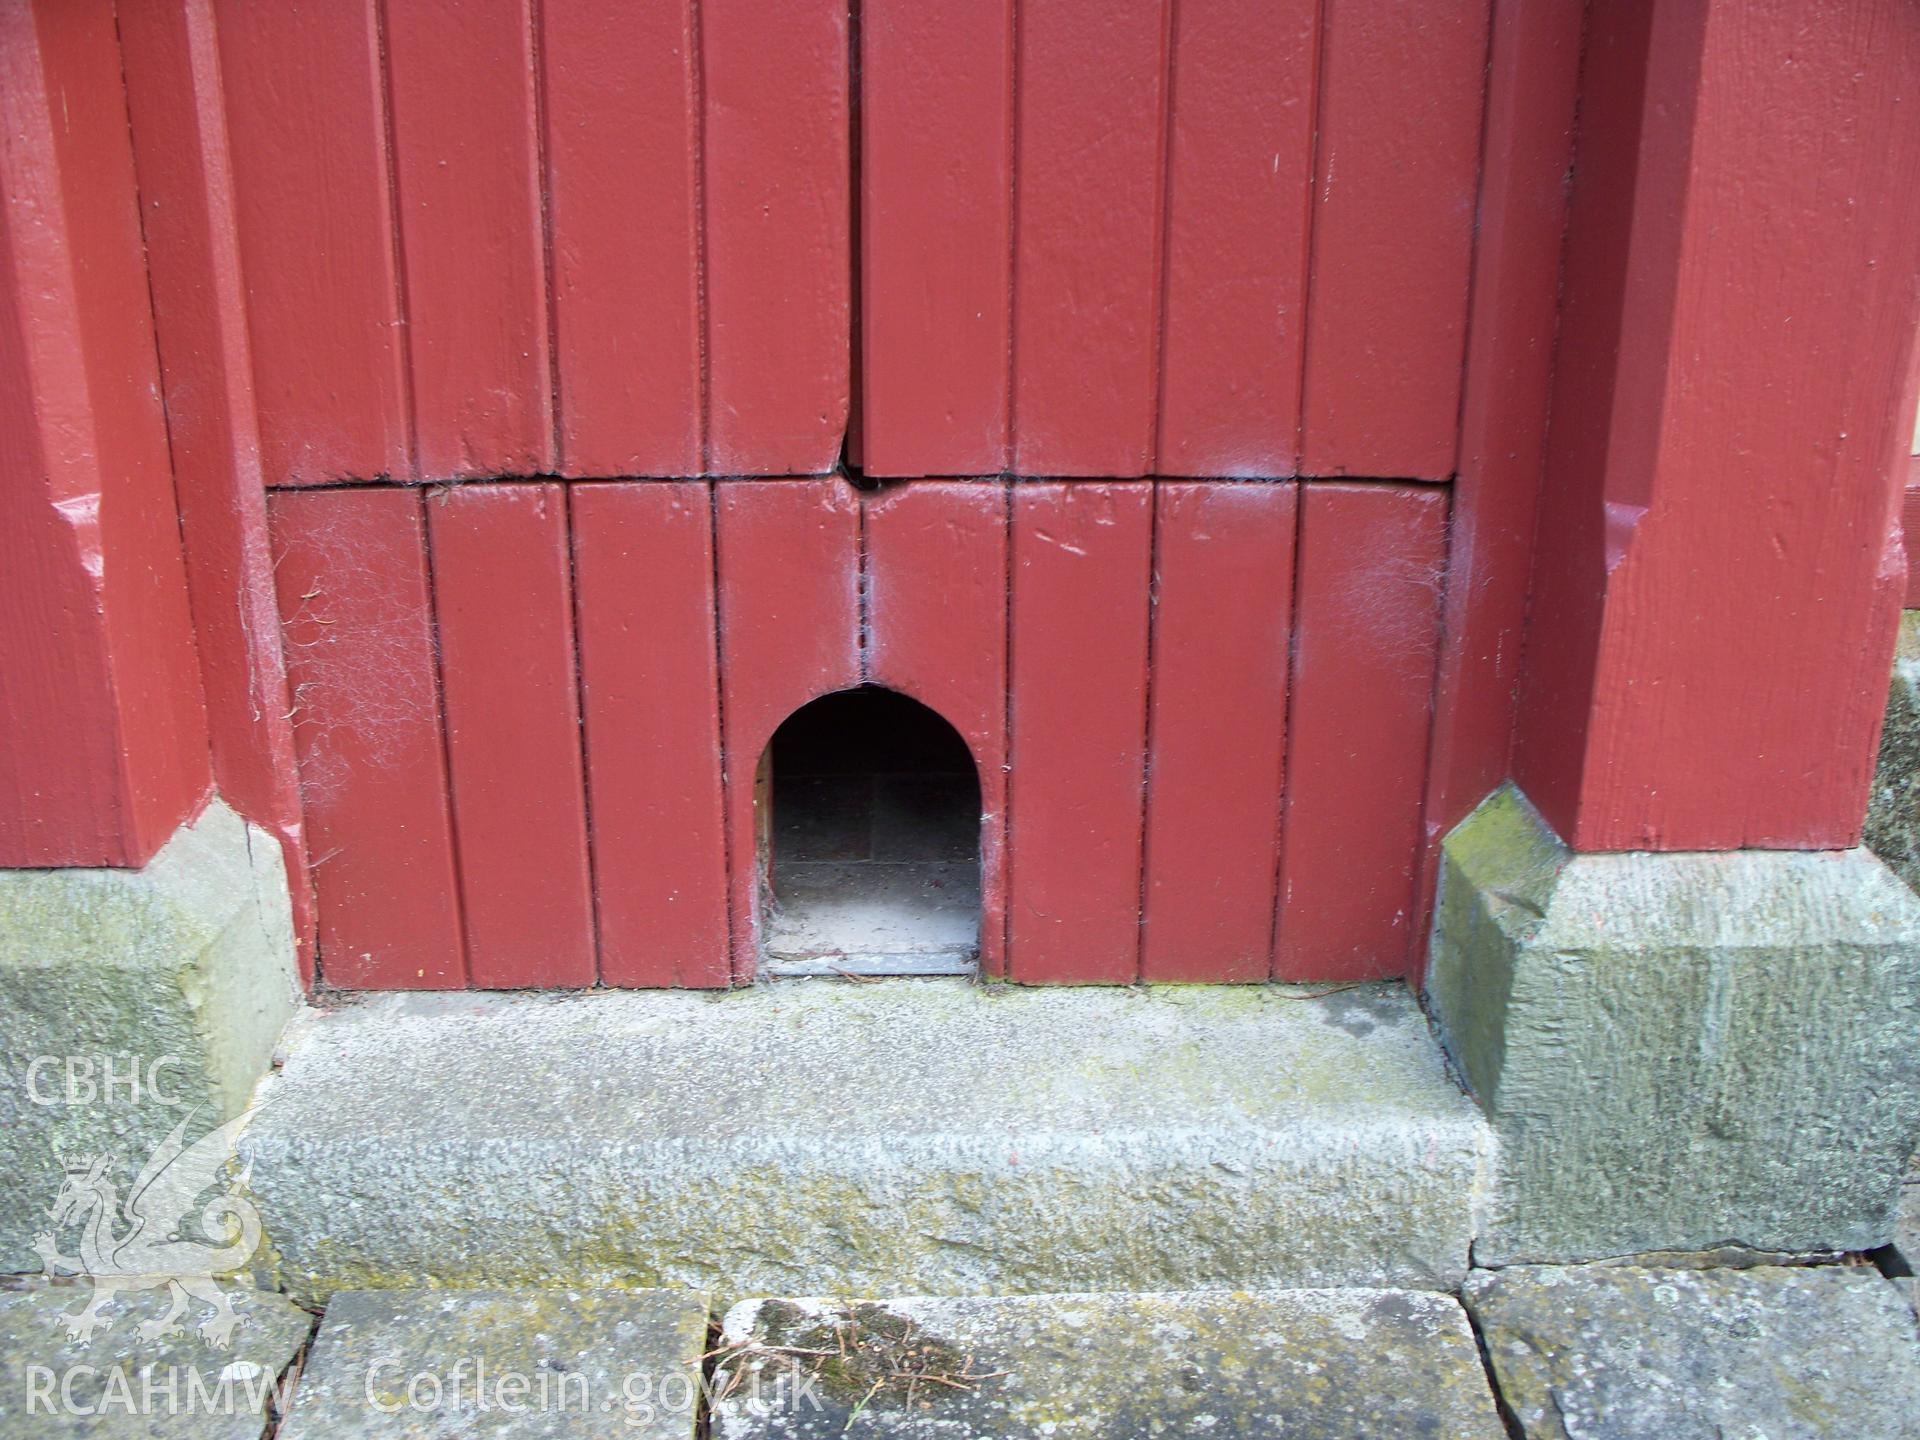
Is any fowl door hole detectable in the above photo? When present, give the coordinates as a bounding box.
[758,687,982,977]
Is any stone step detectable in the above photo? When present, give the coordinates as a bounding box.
[240,979,1491,1305]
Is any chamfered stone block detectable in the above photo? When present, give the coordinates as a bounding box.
[0,801,300,1273]
[711,1289,1507,1439]
[1463,1264,1920,1440]
[1865,609,1920,897]
[1428,785,1920,1264]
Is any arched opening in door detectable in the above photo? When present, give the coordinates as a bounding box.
[757,687,982,977]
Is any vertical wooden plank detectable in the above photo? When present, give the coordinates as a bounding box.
[120,0,315,976]
[1011,0,1167,476]
[1156,0,1317,477]
[866,481,1010,977]
[542,0,701,476]
[0,0,211,867]
[428,484,594,987]
[573,482,730,987]
[213,0,410,485]
[1299,0,1490,479]
[1276,483,1447,982]
[269,489,465,989]
[704,0,850,475]
[1007,483,1153,982]
[385,0,552,477]
[860,0,1011,477]
[715,479,862,978]
[1141,483,1296,982]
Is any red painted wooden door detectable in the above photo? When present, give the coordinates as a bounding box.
[224,1,1486,990]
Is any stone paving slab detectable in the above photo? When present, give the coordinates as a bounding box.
[710,1289,1506,1439]
[245,982,1490,1303]
[278,1288,710,1439]
[1464,1263,1920,1439]
[0,1281,310,1437]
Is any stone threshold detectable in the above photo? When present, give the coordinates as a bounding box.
[238,979,1493,1307]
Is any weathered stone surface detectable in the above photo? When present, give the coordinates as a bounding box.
[1464,1263,1920,1439]
[1865,610,1920,896]
[1892,1182,1919,1314]
[1428,785,1920,1264]
[712,1289,1505,1439]
[0,1281,309,1437]
[279,1288,709,1439]
[0,802,300,1272]
[243,981,1491,1305]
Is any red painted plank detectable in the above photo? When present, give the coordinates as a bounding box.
[1007,483,1153,982]
[1142,483,1296,983]
[715,479,861,978]
[860,0,1012,476]
[0,0,211,868]
[1515,0,1920,851]
[572,482,730,987]
[1156,0,1316,477]
[269,489,465,989]
[703,0,850,474]
[542,0,701,476]
[1276,483,1447,982]
[1412,0,1583,973]
[120,0,314,975]
[385,0,552,477]
[1300,0,1490,478]
[427,484,594,987]
[213,0,410,485]
[1012,0,1168,476]
[866,482,1010,977]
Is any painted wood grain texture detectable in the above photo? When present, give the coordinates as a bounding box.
[542,0,701,477]
[268,489,465,988]
[119,0,314,974]
[703,0,850,474]
[1141,483,1296,983]
[572,483,730,988]
[212,0,410,485]
[1012,1,1168,476]
[865,482,1010,977]
[1007,483,1153,983]
[1299,0,1490,478]
[0,0,212,868]
[859,0,1012,476]
[1156,0,1317,477]
[716,479,862,979]
[384,0,552,477]
[1411,0,1582,970]
[427,485,594,987]
[1516,0,1920,851]
[1276,483,1446,983]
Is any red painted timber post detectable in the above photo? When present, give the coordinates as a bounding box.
[118,0,314,976]
[0,0,212,869]
[1512,0,1920,852]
